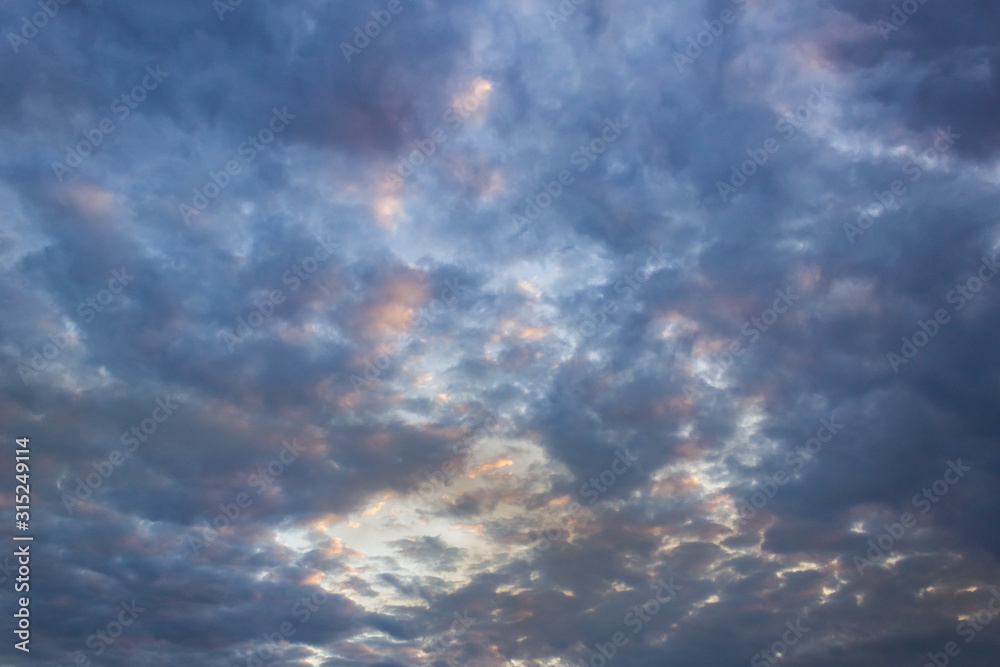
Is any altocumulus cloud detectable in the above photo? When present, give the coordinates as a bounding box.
[0,0,1000,665]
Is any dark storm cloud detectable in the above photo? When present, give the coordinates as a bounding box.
[1,0,1000,664]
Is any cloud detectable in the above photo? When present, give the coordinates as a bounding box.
[1,0,1000,664]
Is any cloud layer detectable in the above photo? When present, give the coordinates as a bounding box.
[1,0,1000,665]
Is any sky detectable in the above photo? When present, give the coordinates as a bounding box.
[1,0,1000,665]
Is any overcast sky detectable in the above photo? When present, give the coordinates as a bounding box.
[2,0,1000,665]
